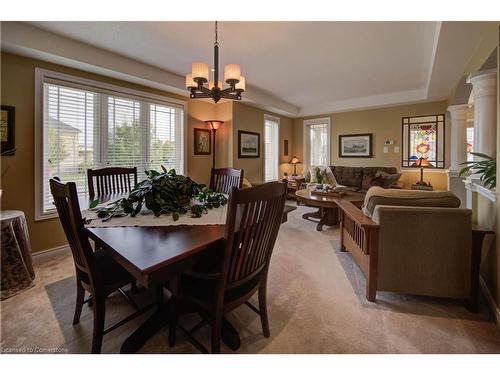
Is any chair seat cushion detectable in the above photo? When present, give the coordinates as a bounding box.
[362,186,461,218]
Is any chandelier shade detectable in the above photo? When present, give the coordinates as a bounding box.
[186,22,245,103]
[191,62,209,82]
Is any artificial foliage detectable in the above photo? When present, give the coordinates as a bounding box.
[91,168,228,221]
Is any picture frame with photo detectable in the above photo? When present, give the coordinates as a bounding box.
[338,133,373,158]
[1,105,15,156]
[193,128,211,155]
[238,130,260,158]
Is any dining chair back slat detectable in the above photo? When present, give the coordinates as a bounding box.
[49,179,94,280]
[87,167,137,199]
[223,181,287,288]
[209,168,244,195]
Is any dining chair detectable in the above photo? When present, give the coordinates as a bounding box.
[168,181,287,353]
[209,168,244,195]
[50,178,152,353]
[87,167,138,200]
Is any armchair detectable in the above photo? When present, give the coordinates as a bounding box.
[337,187,479,310]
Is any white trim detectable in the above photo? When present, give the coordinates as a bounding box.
[264,114,280,182]
[302,117,331,169]
[464,177,497,203]
[34,68,188,221]
[480,277,500,330]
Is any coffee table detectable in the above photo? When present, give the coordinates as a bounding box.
[295,189,365,231]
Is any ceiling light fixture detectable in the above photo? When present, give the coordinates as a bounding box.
[185,21,245,103]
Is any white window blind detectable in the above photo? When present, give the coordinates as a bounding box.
[40,75,185,218]
[304,118,330,168]
[264,116,280,182]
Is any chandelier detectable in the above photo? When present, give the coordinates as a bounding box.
[185,21,245,103]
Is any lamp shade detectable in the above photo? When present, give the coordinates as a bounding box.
[185,74,197,89]
[235,76,246,92]
[415,157,430,167]
[224,64,241,82]
[289,156,301,164]
[205,120,224,130]
[192,62,209,81]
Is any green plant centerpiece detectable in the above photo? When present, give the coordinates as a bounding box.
[459,152,496,189]
[91,168,228,221]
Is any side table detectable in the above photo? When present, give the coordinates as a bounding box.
[1,210,36,300]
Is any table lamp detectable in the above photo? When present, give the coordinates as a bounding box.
[415,157,431,186]
[289,156,301,176]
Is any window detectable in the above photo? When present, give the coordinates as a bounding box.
[264,115,280,181]
[402,114,445,168]
[467,127,474,162]
[303,118,331,168]
[36,69,186,220]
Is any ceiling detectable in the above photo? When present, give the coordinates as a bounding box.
[3,21,495,116]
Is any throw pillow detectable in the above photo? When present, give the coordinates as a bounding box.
[361,175,384,191]
[375,170,402,189]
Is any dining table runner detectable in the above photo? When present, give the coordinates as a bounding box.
[82,198,228,228]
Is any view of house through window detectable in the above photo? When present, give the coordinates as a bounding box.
[40,78,184,217]
[264,115,280,181]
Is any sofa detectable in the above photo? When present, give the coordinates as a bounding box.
[337,186,478,310]
[330,166,401,191]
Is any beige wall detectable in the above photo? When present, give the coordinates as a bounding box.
[232,102,293,183]
[292,101,449,190]
[0,52,216,253]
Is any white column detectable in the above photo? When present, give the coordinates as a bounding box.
[468,69,497,158]
[447,104,469,173]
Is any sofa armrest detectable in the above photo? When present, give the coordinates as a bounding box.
[337,199,378,229]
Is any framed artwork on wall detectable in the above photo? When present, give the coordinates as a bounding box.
[238,130,260,158]
[194,128,211,155]
[284,139,289,157]
[338,133,373,158]
[1,105,15,156]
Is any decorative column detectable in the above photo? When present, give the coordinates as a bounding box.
[464,68,497,212]
[447,104,469,207]
[468,69,497,158]
[448,104,469,173]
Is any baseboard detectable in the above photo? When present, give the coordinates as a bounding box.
[32,244,69,264]
[480,276,500,329]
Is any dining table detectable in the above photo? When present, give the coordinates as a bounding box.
[81,192,296,353]
[81,195,238,353]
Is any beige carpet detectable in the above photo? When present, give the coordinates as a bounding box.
[1,203,500,354]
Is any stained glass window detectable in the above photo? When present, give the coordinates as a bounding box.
[402,114,445,168]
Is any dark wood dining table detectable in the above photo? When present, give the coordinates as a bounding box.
[83,196,296,353]
[86,224,232,353]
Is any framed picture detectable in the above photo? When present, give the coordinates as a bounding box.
[194,128,211,155]
[1,105,15,156]
[284,139,289,157]
[338,133,373,158]
[238,130,260,158]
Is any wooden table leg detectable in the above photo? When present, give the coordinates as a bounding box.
[469,228,495,313]
[120,286,241,353]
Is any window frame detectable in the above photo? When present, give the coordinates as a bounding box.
[264,114,280,182]
[34,68,187,221]
[302,117,331,168]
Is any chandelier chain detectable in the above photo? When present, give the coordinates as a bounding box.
[215,21,218,46]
